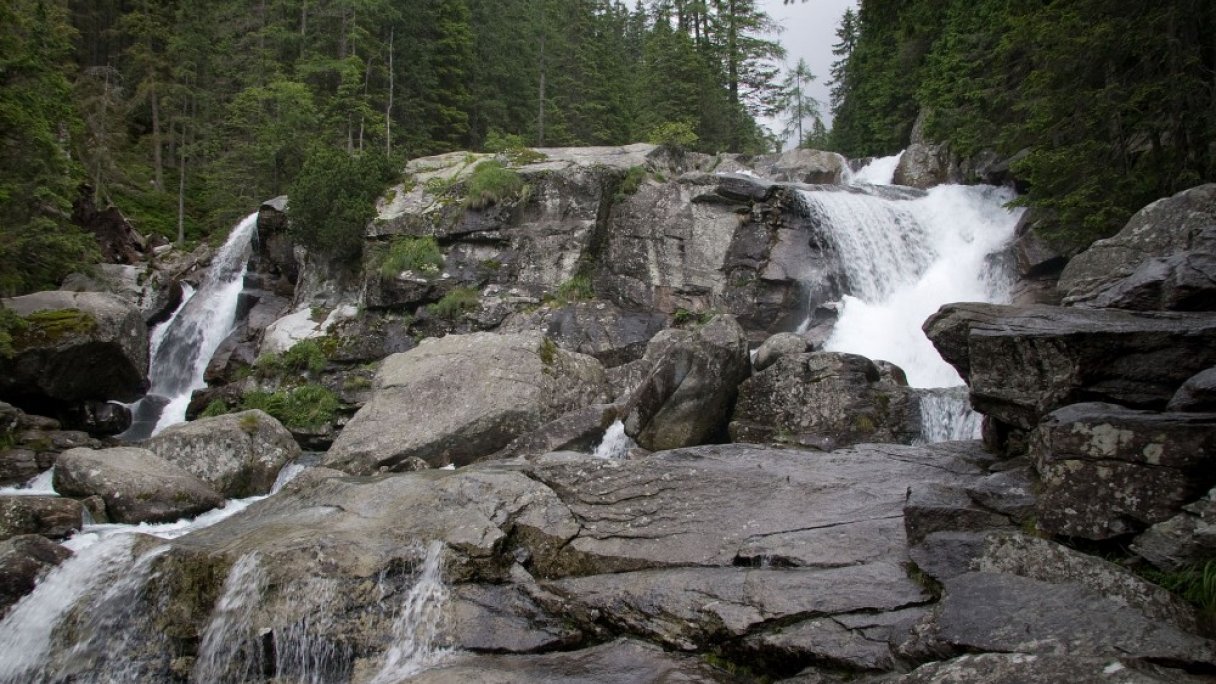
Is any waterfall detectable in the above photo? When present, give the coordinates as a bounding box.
[915,387,985,443]
[193,552,269,683]
[797,180,1022,440]
[592,420,635,460]
[370,541,452,683]
[122,212,259,440]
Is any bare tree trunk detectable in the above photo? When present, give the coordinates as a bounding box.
[538,24,546,146]
[151,85,164,192]
[386,26,394,157]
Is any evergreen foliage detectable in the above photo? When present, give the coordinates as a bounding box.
[287,147,394,261]
[829,0,1216,252]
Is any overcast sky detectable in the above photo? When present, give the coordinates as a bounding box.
[758,0,858,143]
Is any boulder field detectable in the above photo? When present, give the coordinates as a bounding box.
[1,152,1215,682]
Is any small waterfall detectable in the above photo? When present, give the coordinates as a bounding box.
[915,387,983,443]
[797,180,1022,440]
[370,541,452,683]
[123,212,259,440]
[0,468,56,496]
[272,576,352,683]
[849,152,903,186]
[0,537,169,683]
[193,552,269,683]
[592,420,635,460]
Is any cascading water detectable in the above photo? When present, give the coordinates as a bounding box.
[797,160,1022,440]
[122,212,259,440]
[370,541,453,683]
[192,552,269,683]
[592,420,635,460]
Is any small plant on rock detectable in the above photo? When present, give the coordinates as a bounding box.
[380,236,444,278]
[428,287,480,319]
[464,160,525,210]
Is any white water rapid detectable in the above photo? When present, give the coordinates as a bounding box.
[592,420,636,459]
[370,540,453,683]
[122,212,259,440]
[797,156,1023,439]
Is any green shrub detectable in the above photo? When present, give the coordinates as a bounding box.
[537,337,558,366]
[647,121,699,150]
[552,274,594,305]
[428,286,480,319]
[255,337,334,377]
[200,399,230,418]
[1142,560,1216,619]
[240,383,339,430]
[615,165,648,202]
[484,129,547,165]
[288,147,396,261]
[464,160,524,209]
[0,308,28,358]
[380,236,444,278]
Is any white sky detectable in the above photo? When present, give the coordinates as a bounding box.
[758,0,858,142]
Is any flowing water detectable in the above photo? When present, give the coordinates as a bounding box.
[797,156,1022,439]
[370,540,453,683]
[592,420,635,460]
[122,213,259,440]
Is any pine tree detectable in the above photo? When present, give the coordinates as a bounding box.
[774,58,819,148]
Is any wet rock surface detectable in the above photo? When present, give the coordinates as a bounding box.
[0,534,72,617]
[0,496,82,541]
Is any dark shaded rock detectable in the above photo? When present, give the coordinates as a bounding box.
[324,332,607,473]
[53,447,224,524]
[903,483,1010,546]
[741,617,899,672]
[0,291,149,409]
[450,577,581,653]
[0,496,82,541]
[963,467,1036,520]
[543,303,668,368]
[71,184,143,265]
[1168,366,1216,411]
[620,315,749,451]
[1059,184,1216,310]
[924,302,1216,430]
[715,173,777,202]
[752,332,808,372]
[327,311,417,364]
[255,195,298,287]
[146,410,301,498]
[893,144,950,189]
[1031,402,1216,540]
[492,404,620,460]
[0,535,72,616]
[932,572,1215,665]
[58,400,131,436]
[407,639,738,684]
[1132,486,1216,572]
[730,352,919,450]
[0,449,39,488]
[897,654,1206,684]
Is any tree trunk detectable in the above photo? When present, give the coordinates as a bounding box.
[386,27,394,156]
[151,84,164,192]
[538,24,546,146]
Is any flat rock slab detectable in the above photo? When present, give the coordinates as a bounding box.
[545,563,929,651]
[897,653,1208,684]
[52,447,224,524]
[404,638,737,684]
[924,302,1216,429]
[934,571,1216,666]
[527,443,986,575]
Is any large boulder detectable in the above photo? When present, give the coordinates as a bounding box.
[146,410,301,498]
[924,303,1216,430]
[729,352,919,450]
[1059,184,1216,310]
[1132,486,1216,572]
[752,148,847,184]
[1167,367,1216,411]
[500,302,668,368]
[0,292,149,409]
[324,332,607,473]
[620,315,750,451]
[53,447,224,524]
[0,496,83,541]
[751,331,809,372]
[1030,403,1216,540]
[893,144,951,189]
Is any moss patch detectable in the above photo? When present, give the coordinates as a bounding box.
[379,236,444,278]
[428,287,480,319]
[10,309,99,351]
[464,160,525,209]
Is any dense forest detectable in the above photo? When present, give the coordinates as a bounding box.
[4,0,1215,296]
[827,0,1216,251]
[1,0,787,296]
